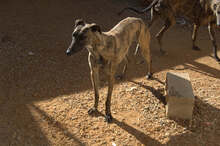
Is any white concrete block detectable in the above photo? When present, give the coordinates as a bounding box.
[165,72,195,120]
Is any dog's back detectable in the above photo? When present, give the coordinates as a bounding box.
[107,17,144,36]
[105,17,147,53]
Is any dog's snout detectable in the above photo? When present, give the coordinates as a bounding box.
[66,49,71,56]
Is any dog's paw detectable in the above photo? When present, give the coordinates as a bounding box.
[160,49,167,55]
[214,55,220,63]
[146,73,152,80]
[88,108,98,115]
[116,74,125,80]
[104,114,113,123]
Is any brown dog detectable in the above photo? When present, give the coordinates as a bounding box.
[119,0,220,62]
[66,17,152,122]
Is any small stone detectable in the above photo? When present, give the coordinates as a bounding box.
[71,117,78,120]
[112,142,117,146]
[13,132,17,139]
[126,87,137,92]
[28,51,34,56]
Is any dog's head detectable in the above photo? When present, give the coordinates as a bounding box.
[211,0,220,26]
[66,19,102,56]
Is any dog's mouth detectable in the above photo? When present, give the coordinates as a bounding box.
[66,47,86,56]
[66,44,91,56]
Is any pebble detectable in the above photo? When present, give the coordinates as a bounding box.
[28,51,34,56]
[112,142,117,146]
[126,87,137,92]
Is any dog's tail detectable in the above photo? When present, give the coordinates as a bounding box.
[118,7,146,15]
[117,0,159,15]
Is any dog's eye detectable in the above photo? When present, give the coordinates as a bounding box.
[213,4,217,10]
[72,33,77,37]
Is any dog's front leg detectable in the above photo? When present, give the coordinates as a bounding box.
[208,23,220,62]
[105,63,116,123]
[88,53,100,115]
[192,23,200,51]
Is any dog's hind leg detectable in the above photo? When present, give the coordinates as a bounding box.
[155,17,175,55]
[134,44,145,65]
[192,24,201,51]
[134,44,140,56]
[88,53,100,115]
[116,55,128,80]
[139,27,152,79]
[147,9,159,28]
[122,56,128,76]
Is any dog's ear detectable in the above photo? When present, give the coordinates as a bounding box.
[90,23,101,33]
[74,19,85,27]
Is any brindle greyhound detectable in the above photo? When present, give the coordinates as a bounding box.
[66,17,152,122]
[119,0,220,62]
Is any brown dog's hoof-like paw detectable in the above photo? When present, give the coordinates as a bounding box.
[160,50,167,55]
[192,46,201,51]
[214,56,220,63]
[104,114,113,123]
[146,73,152,79]
[116,75,125,80]
[88,108,98,115]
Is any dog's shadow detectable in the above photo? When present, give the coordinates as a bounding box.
[90,111,163,146]
[129,78,167,105]
[128,79,193,128]
[89,76,220,145]
[89,77,167,146]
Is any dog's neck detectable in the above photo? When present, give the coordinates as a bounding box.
[87,32,117,65]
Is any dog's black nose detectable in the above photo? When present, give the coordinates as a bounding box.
[66,49,71,56]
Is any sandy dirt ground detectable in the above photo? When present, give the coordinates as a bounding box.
[0,0,220,145]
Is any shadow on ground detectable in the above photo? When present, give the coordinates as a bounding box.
[167,96,220,145]
[83,94,220,145]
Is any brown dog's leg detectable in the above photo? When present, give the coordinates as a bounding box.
[139,28,152,79]
[134,44,140,56]
[148,9,159,28]
[116,55,128,80]
[208,23,220,62]
[122,56,128,76]
[192,24,200,51]
[88,54,100,115]
[141,47,152,79]
[155,18,174,54]
[105,63,116,123]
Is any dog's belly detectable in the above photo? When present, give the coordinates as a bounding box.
[115,53,127,65]
[101,47,128,64]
